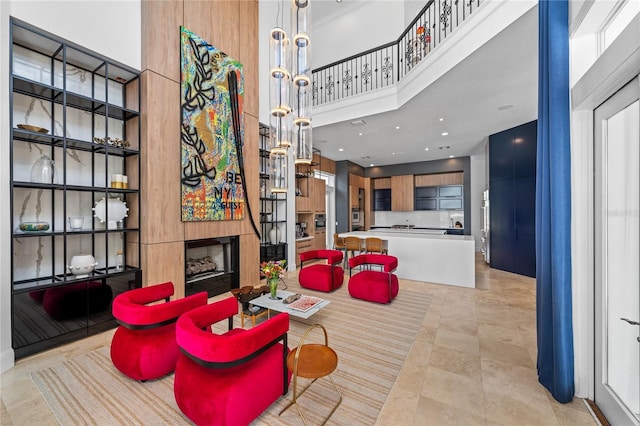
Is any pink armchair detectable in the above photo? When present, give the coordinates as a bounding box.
[348,254,399,304]
[298,249,344,293]
[174,296,291,426]
[110,282,207,381]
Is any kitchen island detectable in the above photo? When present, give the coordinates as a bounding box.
[339,230,475,288]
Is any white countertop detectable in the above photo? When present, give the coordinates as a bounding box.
[295,236,314,242]
[338,230,475,288]
[341,230,474,242]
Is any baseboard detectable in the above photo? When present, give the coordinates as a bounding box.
[0,347,15,373]
[585,399,610,426]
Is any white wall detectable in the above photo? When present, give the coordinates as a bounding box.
[569,1,640,399]
[312,1,404,66]
[1,0,141,372]
[1,0,13,373]
[470,149,486,251]
[260,0,415,124]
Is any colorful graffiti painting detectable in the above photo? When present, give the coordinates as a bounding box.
[180,27,244,221]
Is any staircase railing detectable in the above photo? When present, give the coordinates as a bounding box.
[311,0,484,106]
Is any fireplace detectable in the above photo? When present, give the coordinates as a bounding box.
[184,236,239,297]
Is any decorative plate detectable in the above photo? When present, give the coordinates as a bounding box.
[19,221,50,232]
[93,197,128,223]
[17,124,49,134]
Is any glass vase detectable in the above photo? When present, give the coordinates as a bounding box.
[30,154,57,184]
[269,278,279,299]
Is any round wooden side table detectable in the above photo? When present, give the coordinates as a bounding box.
[279,324,342,425]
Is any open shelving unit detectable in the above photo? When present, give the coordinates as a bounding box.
[259,123,287,263]
[9,19,142,358]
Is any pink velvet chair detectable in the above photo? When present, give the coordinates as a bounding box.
[110,282,207,381]
[348,254,399,304]
[298,249,344,293]
[174,296,291,426]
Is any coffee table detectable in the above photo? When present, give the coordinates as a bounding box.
[249,290,330,320]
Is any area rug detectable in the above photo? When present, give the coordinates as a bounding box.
[31,280,431,425]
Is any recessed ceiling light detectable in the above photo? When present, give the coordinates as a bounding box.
[439,118,444,122]
[441,132,449,136]
[358,132,363,136]
[369,163,375,167]
[392,152,396,155]
[449,155,454,158]
[351,119,366,126]
[395,126,400,130]
[425,147,429,151]
[497,104,514,110]
[338,148,344,152]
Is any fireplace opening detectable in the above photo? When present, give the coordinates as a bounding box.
[184,236,239,297]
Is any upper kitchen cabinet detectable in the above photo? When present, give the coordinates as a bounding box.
[9,20,142,358]
[414,172,463,186]
[391,175,414,211]
[373,177,391,211]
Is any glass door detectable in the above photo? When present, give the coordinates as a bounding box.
[594,76,640,425]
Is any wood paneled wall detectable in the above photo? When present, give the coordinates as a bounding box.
[140,0,260,297]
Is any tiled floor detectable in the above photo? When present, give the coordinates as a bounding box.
[377,255,597,425]
[1,254,598,425]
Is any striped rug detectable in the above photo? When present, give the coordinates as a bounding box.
[31,279,431,425]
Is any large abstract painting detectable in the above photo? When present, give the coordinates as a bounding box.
[180,27,244,221]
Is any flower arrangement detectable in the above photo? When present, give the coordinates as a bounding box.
[260,259,287,281]
[261,260,287,299]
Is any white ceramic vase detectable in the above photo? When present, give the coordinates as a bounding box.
[67,254,98,278]
[269,226,281,244]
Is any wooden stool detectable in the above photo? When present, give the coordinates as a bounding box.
[279,324,342,425]
[230,285,269,328]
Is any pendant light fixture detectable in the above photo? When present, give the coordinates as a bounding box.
[291,0,313,165]
[268,0,312,192]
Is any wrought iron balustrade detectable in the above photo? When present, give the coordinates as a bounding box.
[312,0,483,107]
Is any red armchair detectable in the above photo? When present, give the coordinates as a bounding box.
[348,254,399,304]
[299,249,344,293]
[174,296,291,426]
[110,282,207,381]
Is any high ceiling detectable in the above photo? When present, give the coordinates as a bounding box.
[311,4,539,168]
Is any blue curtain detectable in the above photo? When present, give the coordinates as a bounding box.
[536,0,574,403]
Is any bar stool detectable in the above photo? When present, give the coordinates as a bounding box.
[344,236,363,269]
[364,237,387,270]
[279,324,342,425]
[333,233,347,268]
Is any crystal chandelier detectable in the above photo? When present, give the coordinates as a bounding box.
[269,0,312,192]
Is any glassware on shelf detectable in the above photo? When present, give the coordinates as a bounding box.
[115,250,124,271]
[30,154,57,184]
[68,216,84,231]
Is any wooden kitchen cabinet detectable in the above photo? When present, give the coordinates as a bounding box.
[295,238,314,266]
[313,178,326,212]
[391,175,414,211]
[414,172,463,187]
[373,177,391,189]
[314,230,326,251]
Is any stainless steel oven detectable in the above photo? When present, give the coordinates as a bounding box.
[314,213,326,230]
[351,209,361,225]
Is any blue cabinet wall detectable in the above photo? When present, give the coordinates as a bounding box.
[489,120,537,277]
